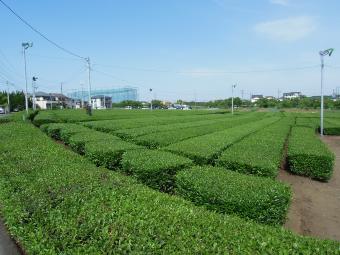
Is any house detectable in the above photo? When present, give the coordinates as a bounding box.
[91,95,112,109]
[265,96,275,100]
[283,92,302,99]
[251,95,263,103]
[31,92,73,109]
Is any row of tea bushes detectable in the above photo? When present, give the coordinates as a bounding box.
[323,118,340,135]
[121,149,193,192]
[287,127,335,181]
[133,113,267,148]
[164,117,281,164]
[113,112,262,139]
[83,113,228,134]
[33,109,223,126]
[175,166,291,225]
[1,122,338,253]
[40,123,141,167]
[216,118,293,178]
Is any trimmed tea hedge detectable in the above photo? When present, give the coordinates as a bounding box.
[121,149,193,192]
[164,117,280,164]
[0,123,339,254]
[176,166,291,225]
[216,118,293,178]
[41,123,92,143]
[323,118,340,135]
[84,139,141,169]
[287,127,335,181]
[133,113,266,148]
[83,113,227,134]
[115,112,263,139]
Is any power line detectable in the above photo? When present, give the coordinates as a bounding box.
[0,0,85,60]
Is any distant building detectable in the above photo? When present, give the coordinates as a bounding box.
[283,92,302,99]
[265,96,275,100]
[30,92,73,109]
[251,95,263,103]
[91,95,112,109]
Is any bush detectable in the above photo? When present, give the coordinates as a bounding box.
[68,130,118,154]
[176,166,291,225]
[84,139,141,169]
[0,122,338,254]
[216,118,293,178]
[287,127,334,181]
[121,149,193,192]
[133,113,267,148]
[41,123,90,142]
[164,117,280,164]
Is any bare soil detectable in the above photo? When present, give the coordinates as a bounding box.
[278,135,340,241]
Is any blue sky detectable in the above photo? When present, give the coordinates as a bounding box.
[0,0,340,101]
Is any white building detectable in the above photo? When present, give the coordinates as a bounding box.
[251,95,263,103]
[283,92,302,99]
[30,92,73,109]
[91,95,112,109]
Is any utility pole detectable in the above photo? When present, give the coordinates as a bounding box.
[22,42,33,114]
[60,82,63,95]
[319,48,334,136]
[32,76,38,110]
[277,89,281,100]
[6,81,10,113]
[231,84,237,115]
[241,89,244,100]
[85,57,92,107]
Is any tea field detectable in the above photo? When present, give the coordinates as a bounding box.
[0,109,339,254]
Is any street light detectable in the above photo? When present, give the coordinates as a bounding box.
[231,84,237,115]
[319,48,334,136]
[22,42,33,114]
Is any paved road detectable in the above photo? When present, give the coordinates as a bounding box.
[0,219,21,255]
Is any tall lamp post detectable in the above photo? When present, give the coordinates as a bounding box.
[22,42,33,114]
[231,84,237,115]
[319,48,334,136]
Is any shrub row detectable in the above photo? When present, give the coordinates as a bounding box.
[323,118,340,135]
[33,109,222,126]
[121,149,193,192]
[83,113,227,134]
[41,123,141,166]
[133,113,267,148]
[164,117,281,164]
[113,111,260,139]
[175,166,291,225]
[287,126,335,181]
[0,122,338,254]
[216,117,293,178]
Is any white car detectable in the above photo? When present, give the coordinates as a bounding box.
[0,107,5,114]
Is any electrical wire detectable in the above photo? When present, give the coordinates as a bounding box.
[0,0,85,60]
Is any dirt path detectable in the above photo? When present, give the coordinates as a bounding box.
[278,135,340,241]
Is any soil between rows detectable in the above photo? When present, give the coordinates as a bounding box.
[279,135,340,241]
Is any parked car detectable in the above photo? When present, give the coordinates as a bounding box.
[0,107,5,114]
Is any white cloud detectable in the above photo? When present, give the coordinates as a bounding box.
[254,16,316,42]
[270,0,289,6]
